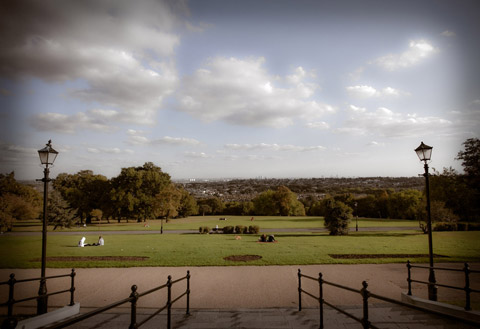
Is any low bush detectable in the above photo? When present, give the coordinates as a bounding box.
[235,225,247,234]
[223,226,235,234]
[248,225,260,234]
[468,222,480,231]
[457,222,468,231]
[433,222,456,231]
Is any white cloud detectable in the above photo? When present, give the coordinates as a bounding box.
[346,85,379,98]
[338,106,452,138]
[127,131,201,146]
[373,40,438,71]
[1,0,183,126]
[184,151,209,158]
[177,57,334,127]
[224,143,325,152]
[346,85,410,98]
[305,121,330,130]
[87,147,129,154]
[441,30,456,37]
[30,109,121,133]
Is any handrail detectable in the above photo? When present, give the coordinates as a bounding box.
[0,269,75,317]
[406,261,479,310]
[43,271,190,329]
[297,269,479,329]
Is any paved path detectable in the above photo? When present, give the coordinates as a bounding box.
[2,264,479,328]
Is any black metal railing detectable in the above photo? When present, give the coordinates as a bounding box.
[44,271,190,329]
[0,269,76,317]
[407,260,479,311]
[297,268,478,329]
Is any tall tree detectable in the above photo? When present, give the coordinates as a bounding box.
[323,200,352,235]
[110,162,171,221]
[53,170,109,224]
[0,172,41,231]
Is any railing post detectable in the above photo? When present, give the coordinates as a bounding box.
[464,263,471,311]
[319,273,324,329]
[298,269,302,311]
[186,270,191,315]
[129,285,138,329]
[167,275,172,329]
[7,273,15,317]
[361,281,370,329]
[407,260,412,296]
[69,269,76,306]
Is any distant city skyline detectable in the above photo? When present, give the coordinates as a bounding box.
[1,0,479,180]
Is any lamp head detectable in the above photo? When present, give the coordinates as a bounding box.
[38,140,58,166]
[415,141,433,162]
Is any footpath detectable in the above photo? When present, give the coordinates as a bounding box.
[2,263,479,328]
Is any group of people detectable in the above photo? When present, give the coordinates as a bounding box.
[78,236,104,247]
[258,234,276,242]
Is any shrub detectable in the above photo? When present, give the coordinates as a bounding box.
[199,226,210,234]
[223,226,235,234]
[433,222,456,231]
[248,225,260,234]
[235,225,246,234]
[457,222,468,231]
[468,223,480,231]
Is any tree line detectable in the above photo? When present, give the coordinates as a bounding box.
[0,138,478,232]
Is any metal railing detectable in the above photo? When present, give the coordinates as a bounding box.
[0,269,76,317]
[406,260,479,311]
[44,271,190,329]
[297,268,478,329]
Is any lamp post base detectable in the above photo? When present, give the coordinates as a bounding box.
[37,279,48,314]
[428,269,437,301]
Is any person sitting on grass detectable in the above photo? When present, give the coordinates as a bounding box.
[267,234,276,242]
[96,236,104,246]
[78,237,86,247]
[259,234,267,242]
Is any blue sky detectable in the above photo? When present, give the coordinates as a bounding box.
[1,0,479,180]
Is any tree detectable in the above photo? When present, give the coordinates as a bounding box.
[154,183,182,219]
[253,186,305,216]
[386,190,422,219]
[177,189,198,217]
[0,172,41,231]
[47,190,79,230]
[456,138,480,186]
[323,200,352,235]
[53,170,109,224]
[110,162,171,222]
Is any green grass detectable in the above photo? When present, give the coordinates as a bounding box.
[11,216,419,232]
[1,231,479,268]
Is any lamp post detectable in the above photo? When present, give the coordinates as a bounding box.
[354,202,358,232]
[414,141,437,301]
[37,140,58,314]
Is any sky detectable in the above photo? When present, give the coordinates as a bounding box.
[0,0,479,181]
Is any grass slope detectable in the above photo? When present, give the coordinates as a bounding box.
[1,231,479,268]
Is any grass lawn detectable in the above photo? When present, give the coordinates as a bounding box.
[1,231,479,268]
[11,216,419,232]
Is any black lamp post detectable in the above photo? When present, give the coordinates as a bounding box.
[354,202,358,232]
[37,140,58,314]
[414,141,437,301]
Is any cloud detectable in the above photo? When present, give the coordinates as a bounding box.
[305,121,330,130]
[87,147,133,154]
[127,130,201,146]
[224,143,325,152]
[346,85,410,98]
[30,109,121,133]
[184,151,209,158]
[441,30,456,37]
[177,57,335,127]
[337,105,452,138]
[1,0,184,125]
[373,40,438,71]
